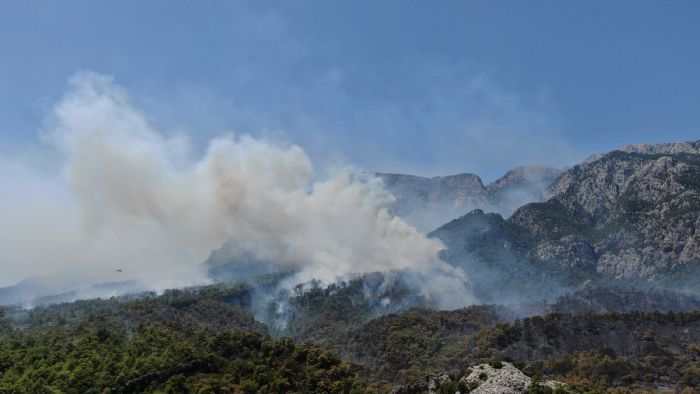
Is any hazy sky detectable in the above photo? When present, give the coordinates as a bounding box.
[1,1,699,180]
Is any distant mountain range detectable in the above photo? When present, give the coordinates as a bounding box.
[374,165,562,232]
[6,140,700,307]
[0,275,142,307]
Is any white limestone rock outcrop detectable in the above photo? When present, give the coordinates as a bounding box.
[461,362,531,393]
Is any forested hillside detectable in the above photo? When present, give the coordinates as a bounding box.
[2,283,699,393]
[0,287,387,393]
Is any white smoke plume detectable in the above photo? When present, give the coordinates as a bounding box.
[0,72,473,308]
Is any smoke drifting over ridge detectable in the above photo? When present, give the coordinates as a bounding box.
[0,72,472,308]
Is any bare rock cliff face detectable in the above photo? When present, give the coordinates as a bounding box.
[518,146,700,280]
[486,165,563,205]
[373,172,489,232]
[433,140,700,289]
[375,166,561,232]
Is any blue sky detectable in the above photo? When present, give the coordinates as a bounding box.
[1,1,699,180]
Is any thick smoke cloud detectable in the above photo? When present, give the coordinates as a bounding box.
[0,72,472,308]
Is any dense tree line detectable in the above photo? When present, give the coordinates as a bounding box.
[0,288,387,393]
[1,283,699,392]
[0,322,384,393]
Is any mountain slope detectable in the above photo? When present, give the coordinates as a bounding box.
[373,172,488,232]
[518,149,700,281]
[432,140,700,292]
[374,166,561,232]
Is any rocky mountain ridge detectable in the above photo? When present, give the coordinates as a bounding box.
[432,139,700,291]
[619,140,700,155]
[375,165,562,231]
